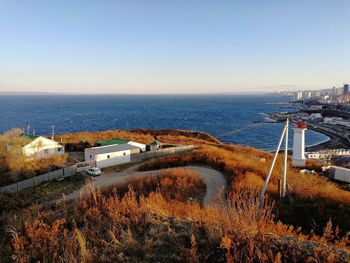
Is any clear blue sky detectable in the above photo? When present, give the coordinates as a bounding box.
[0,0,349,94]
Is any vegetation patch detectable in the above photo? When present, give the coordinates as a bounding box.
[139,145,350,236]
[0,129,67,186]
[105,168,206,203]
[1,129,350,262]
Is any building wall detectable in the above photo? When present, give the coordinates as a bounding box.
[128,141,146,152]
[22,137,65,159]
[85,148,132,168]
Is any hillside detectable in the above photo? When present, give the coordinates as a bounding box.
[1,129,350,262]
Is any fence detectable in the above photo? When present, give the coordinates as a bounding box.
[0,145,194,194]
[130,145,194,162]
[0,165,77,194]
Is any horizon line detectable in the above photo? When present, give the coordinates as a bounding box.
[0,91,277,96]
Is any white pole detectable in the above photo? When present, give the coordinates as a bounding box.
[260,124,287,200]
[282,118,289,198]
[51,125,55,140]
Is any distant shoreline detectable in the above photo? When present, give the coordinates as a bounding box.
[0,91,278,96]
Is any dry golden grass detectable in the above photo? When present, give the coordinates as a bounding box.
[8,186,349,262]
[60,129,220,149]
[2,129,350,262]
[105,168,206,202]
[139,144,350,237]
[139,145,350,205]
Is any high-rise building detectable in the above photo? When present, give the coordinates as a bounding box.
[343,84,349,95]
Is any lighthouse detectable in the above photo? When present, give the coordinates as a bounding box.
[292,121,307,167]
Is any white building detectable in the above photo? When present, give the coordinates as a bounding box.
[329,166,350,183]
[22,136,65,159]
[84,144,141,168]
[148,140,161,151]
[308,113,322,120]
[295,91,303,100]
[292,122,307,167]
[128,141,146,152]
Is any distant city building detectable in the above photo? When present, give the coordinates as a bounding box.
[295,91,303,100]
[343,84,349,95]
[336,86,344,96]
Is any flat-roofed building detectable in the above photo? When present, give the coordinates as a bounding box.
[84,144,140,168]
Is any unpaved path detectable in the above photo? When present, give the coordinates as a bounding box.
[66,164,226,206]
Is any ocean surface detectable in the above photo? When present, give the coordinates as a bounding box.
[0,94,329,151]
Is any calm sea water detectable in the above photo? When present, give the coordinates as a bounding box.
[0,94,328,151]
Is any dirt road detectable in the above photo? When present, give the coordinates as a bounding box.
[66,164,227,206]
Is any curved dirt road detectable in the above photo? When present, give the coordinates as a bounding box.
[66,164,226,206]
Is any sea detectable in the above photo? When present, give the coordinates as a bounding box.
[0,94,329,151]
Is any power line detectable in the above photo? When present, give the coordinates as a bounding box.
[216,122,266,138]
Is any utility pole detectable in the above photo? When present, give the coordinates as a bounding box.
[260,118,289,200]
[282,118,289,198]
[51,125,55,140]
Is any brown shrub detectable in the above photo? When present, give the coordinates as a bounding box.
[8,187,349,262]
[107,168,206,202]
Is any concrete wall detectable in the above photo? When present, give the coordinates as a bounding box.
[0,165,77,194]
[95,150,132,168]
[130,145,193,162]
[329,166,350,183]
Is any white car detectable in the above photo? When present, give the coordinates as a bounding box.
[87,167,102,177]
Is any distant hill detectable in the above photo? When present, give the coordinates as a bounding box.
[0,91,58,96]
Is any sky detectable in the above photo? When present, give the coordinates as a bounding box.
[0,0,349,94]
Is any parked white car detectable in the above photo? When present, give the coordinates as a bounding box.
[87,167,102,177]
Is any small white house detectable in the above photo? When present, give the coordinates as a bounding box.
[22,136,65,159]
[84,144,141,168]
[148,141,161,151]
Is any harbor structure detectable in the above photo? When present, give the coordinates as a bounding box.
[292,121,307,167]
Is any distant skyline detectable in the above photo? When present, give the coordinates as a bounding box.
[0,0,349,94]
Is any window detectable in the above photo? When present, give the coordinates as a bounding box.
[123,152,126,156]
[89,154,92,159]
[57,147,61,152]
[107,155,110,159]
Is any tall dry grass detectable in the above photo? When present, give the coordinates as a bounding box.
[60,129,220,151]
[8,185,349,262]
[108,168,206,202]
[139,145,350,235]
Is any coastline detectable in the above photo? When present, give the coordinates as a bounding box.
[305,127,349,151]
